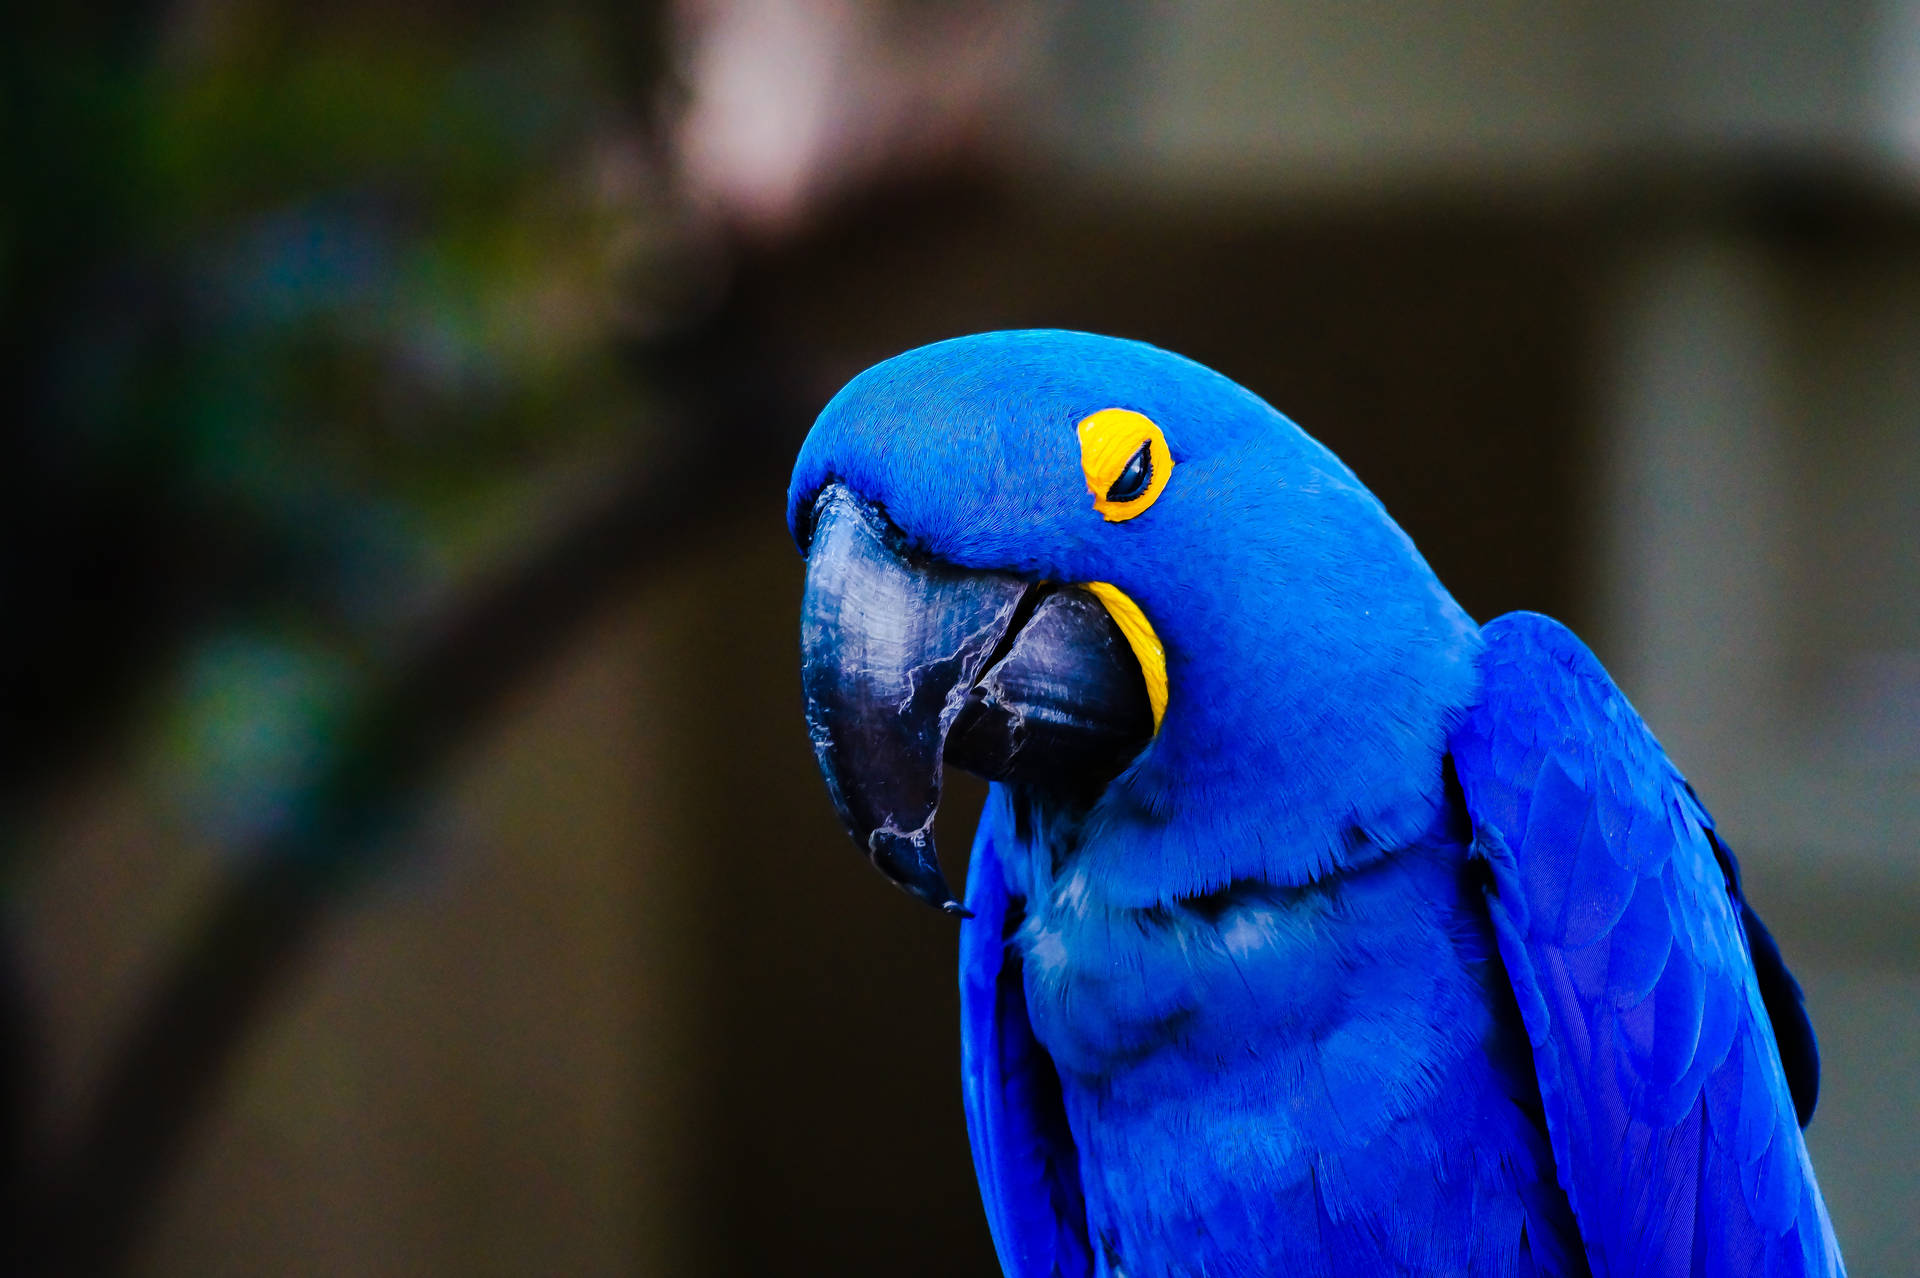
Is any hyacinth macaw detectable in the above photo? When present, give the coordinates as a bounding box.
[789,330,1842,1277]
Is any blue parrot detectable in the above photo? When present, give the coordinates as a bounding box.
[789,330,1842,1277]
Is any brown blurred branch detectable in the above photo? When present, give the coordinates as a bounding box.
[28,321,801,1275]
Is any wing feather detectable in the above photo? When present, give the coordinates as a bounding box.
[959,786,1093,1278]
[1449,613,1843,1278]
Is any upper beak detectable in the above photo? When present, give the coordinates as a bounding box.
[799,484,1154,912]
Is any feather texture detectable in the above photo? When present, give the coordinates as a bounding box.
[961,787,1093,1278]
[791,332,1844,1278]
[1450,613,1843,1277]
[962,782,1586,1278]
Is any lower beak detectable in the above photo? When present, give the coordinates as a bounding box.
[799,485,1154,911]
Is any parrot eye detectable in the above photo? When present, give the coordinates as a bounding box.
[1106,443,1152,504]
[1077,408,1174,522]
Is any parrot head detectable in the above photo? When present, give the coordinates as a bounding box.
[790,330,1481,912]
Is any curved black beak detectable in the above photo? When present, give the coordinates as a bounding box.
[799,485,1153,912]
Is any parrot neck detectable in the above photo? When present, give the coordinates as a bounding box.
[1083,567,1484,907]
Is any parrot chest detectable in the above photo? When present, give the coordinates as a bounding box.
[1015,844,1582,1277]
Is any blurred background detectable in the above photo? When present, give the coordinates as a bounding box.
[4,2,1917,1274]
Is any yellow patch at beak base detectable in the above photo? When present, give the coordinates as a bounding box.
[1082,581,1167,730]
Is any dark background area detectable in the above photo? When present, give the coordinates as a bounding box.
[5,3,1916,1275]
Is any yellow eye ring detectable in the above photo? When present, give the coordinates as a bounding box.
[1077,408,1173,522]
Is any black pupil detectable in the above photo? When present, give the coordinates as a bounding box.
[1106,442,1153,503]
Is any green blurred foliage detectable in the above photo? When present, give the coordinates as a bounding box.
[6,3,674,853]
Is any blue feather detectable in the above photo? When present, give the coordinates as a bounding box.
[791,332,1844,1277]
[960,787,1093,1278]
[1452,612,1842,1276]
